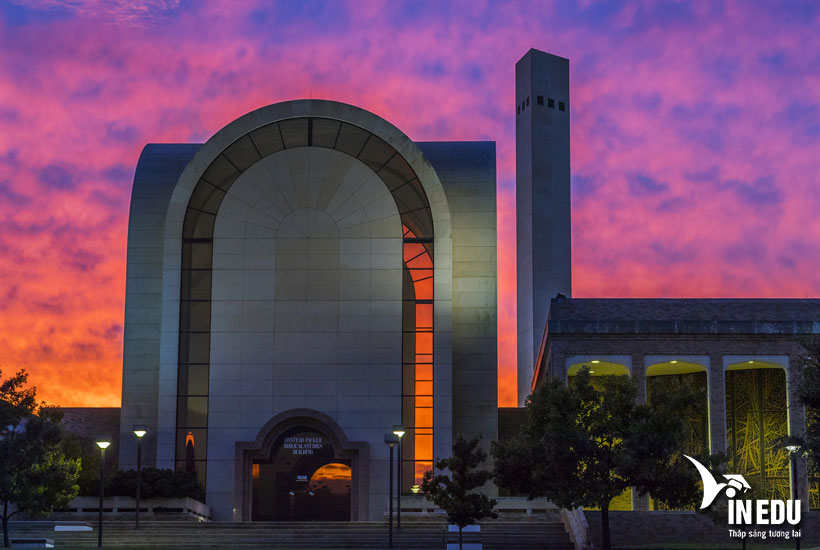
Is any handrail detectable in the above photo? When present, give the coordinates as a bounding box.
[560,507,592,549]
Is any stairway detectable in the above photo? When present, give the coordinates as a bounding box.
[8,520,575,549]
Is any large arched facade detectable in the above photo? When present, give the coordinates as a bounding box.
[120,98,499,522]
[156,101,454,520]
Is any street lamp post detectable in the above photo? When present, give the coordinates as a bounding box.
[133,425,147,530]
[385,433,399,549]
[785,441,802,550]
[95,439,111,549]
[392,425,405,531]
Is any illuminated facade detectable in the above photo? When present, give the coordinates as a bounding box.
[119,100,498,520]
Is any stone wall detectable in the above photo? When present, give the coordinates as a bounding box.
[585,510,820,548]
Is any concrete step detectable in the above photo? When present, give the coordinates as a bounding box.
[8,520,575,549]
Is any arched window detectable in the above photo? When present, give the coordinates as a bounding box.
[176,117,434,490]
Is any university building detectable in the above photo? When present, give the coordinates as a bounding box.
[119,88,500,521]
[118,48,817,522]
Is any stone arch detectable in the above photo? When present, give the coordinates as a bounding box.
[154,100,454,496]
[234,408,368,521]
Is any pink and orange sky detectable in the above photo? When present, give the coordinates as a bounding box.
[1,1,819,408]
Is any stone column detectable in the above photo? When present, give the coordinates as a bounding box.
[633,353,646,405]
[708,354,727,454]
[632,353,650,511]
[787,353,810,512]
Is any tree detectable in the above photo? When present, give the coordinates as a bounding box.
[421,436,497,550]
[0,370,80,548]
[107,468,204,501]
[60,432,102,496]
[493,368,715,550]
[797,336,820,477]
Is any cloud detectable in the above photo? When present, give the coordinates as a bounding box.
[37,163,76,190]
[1,1,820,407]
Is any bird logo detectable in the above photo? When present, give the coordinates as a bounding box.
[684,454,751,509]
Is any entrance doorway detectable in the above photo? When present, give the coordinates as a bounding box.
[251,426,352,521]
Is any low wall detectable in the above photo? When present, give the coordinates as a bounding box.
[585,510,820,549]
[52,497,211,520]
[393,495,560,519]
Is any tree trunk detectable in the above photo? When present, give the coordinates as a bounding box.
[3,499,9,549]
[601,501,611,550]
[459,525,463,550]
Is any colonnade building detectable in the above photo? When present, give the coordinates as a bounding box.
[532,298,820,511]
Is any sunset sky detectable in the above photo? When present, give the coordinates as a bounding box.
[1,1,819,408]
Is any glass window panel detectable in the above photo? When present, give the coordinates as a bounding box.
[414,434,433,460]
[406,252,433,271]
[402,364,415,391]
[279,118,309,148]
[415,333,433,356]
[175,428,207,461]
[177,397,209,428]
[180,301,211,333]
[402,397,415,424]
[201,155,239,190]
[763,369,786,411]
[311,118,341,148]
[223,135,261,171]
[181,269,212,301]
[402,300,416,328]
[357,134,394,171]
[409,269,433,282]
[401,461,415,491]
[764,411,789,476]
[392,180,428,215]
[334,123,370,157]
[179,332,210,364]
[415,407,433,428]
[403,242,427,264]
[402,270,416,300]
[402,333,415,363]
[413,278,434,300]
[378,154,415,190]
[415,304,433,328]
[181,242,212,270]
[415,395,433,408]
[249,123,284,156]
[403,211,434,241]
[415,381,433,396]
[183,209,216,239]
[402,435,415,458]
[415,364,433,380]
[189,181,225,214]
[178,363,209,396]
[414,460,433,484]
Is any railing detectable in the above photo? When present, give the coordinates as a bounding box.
[560,507,591,550]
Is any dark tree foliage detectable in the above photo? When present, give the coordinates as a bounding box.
[797,337,820,477]
[0,370,80,548]
[60,432,102,496]
[493,369,719,550]
[421,436,497,550]
[107,468,204,501]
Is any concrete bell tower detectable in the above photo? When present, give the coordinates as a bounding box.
[515,49,572,403]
